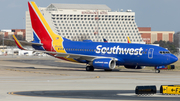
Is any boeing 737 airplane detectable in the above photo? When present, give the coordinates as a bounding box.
[13,1,178,73]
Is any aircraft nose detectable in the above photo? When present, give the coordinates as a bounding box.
[170,54,178,63]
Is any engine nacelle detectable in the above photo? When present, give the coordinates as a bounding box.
[124,65,145,69]
[92,58,116,69]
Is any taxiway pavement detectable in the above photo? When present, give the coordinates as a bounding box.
[0,56,180,101]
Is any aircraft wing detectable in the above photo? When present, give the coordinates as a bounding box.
[36,50,118,61]
[13,35,117,61]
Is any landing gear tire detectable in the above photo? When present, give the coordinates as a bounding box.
[155,69,160,73]
[104,69,112,71]
[86,66,94,71]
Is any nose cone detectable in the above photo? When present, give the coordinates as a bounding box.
[170,54,178,63]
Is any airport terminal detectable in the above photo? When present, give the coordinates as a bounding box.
[0,1,180,101]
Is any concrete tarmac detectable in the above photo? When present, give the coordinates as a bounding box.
[0,56,180,101]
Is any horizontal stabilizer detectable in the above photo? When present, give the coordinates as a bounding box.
[13,35,26,50]
[13,35,43,50]
[6,36,43,46]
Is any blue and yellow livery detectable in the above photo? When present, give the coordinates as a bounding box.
[13,1,178,72]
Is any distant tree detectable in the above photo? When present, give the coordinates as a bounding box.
[0,35,3,45]
[174,31,180,47]
[0,35,29,46]
[153,40,178,54]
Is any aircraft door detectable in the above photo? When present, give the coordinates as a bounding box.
[148,48,154,59]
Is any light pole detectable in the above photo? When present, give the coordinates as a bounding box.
[1,31,5,55]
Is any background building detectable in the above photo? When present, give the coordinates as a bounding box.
[0,29,25,39]
[139,27,174,44]
[26,3,143,43]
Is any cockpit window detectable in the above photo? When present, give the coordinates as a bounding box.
[159,51,170,54]
[166,51,170,54]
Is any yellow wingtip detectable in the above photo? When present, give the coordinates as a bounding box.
[127,36,131,43]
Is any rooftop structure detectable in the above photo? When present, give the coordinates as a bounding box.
[26,3,143,43]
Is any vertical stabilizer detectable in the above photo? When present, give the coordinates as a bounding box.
[28,1,66,53]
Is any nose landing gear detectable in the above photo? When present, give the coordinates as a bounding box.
[155,69,160,73]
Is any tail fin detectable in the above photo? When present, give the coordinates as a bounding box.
[28,1,66,53]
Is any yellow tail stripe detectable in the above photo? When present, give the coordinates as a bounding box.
[30,2,77,62]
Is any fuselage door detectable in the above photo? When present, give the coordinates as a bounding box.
[148,48,154,59]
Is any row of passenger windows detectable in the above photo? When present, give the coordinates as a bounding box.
[58,48,95,52]
[58,48,147,54]
[159,51,170,54]
[52,14,134,18]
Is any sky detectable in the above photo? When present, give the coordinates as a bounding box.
[0,0,180,32]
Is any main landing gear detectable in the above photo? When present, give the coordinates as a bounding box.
[104,69,112,71]
[86,66,94,71]
[86,66,113,71]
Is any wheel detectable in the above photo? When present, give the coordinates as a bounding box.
[155,69,160,73]
[86,66,94,71]
[104,69,112,71]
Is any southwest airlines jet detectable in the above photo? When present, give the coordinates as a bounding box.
[13,1,178,73]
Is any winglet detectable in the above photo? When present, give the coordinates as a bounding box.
[13,35,26,50]
[127,36,131,43]
[103,38,108,43]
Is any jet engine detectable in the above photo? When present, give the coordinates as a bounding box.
[92,58,116,70]
[124,65,145,69]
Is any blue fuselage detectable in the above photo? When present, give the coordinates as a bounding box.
[62,41,178,66]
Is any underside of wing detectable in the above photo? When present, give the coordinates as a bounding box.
[38,50,98,61]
